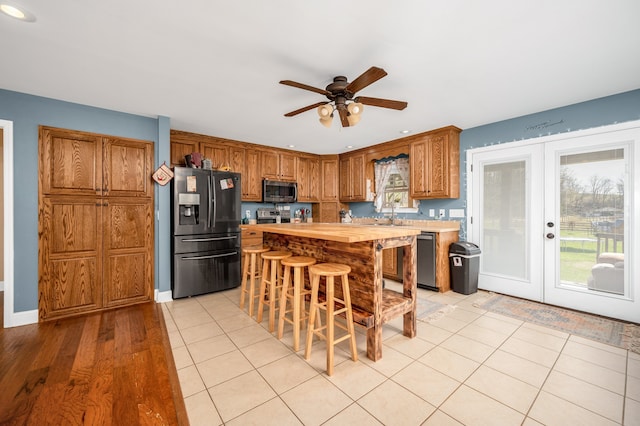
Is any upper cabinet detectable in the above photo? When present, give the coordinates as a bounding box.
[41,127,153,198]
[320,155,339,201]
[410,126,461,199]
[297,155,320,202]
[229,146,261,201]
[339,153,366,202]
[200,142,229,169]
[261,151,297,181]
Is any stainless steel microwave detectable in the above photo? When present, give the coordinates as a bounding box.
[262,179,297,203]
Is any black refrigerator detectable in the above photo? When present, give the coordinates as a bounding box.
[171,167,242,298]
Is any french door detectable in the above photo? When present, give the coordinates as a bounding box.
[469,121,639,323]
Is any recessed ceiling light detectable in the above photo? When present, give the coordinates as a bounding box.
[0,3,36,22]
[400,130,412,134]
[346,145,354,149]
[287,144,295,148]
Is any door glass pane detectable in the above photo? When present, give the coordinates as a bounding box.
[559,149,625,294]
[482,161,527,279]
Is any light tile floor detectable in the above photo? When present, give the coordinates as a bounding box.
[162,282,640,426]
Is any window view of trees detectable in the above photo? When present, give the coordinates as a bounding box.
[559,149,625,289]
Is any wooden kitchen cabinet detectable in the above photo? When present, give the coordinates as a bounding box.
[410,126,461,199]
[320,155,339,201]
[312,201,343,223]
[382,248,400,280]
[261,150,297,181]
[200,142,229,169]
[339,153,366,201]
[230,146,262,201]
[297,155,320,202]
[38,126,154,321]
[170,138,199,167]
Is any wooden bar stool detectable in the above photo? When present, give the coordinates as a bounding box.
[257,250,292,332]
[239,246,270,318]
[305,263,358,376]
[277,256,317,351]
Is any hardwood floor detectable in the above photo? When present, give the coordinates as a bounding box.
[0,295,188,425]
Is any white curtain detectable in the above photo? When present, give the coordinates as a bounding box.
[374,160,394,212]
[374,156,412,212]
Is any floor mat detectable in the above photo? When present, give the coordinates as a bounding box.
[416,298,456,323]
[476,294,639,353]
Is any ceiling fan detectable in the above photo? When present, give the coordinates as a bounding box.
[279,66,408,127]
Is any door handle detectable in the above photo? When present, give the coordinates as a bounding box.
[546,233,555,239]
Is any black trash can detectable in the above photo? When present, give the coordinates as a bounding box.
[449,242,481,295]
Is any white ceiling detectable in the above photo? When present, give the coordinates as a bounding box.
[2,1,639,154]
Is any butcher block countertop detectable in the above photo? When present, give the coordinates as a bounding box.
[254,223,421,243]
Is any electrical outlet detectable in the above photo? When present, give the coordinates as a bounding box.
[429,209,435,217]
[439,209,446,218]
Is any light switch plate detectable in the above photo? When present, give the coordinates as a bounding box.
[429,209,435,217]
[449,209,465,218]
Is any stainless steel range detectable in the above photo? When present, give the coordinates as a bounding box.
[256,208,291,224]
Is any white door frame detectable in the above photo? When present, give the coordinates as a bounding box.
[0,119,16,327]
[467,119,640,323]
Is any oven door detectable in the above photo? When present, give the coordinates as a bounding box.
[172,249,241,298]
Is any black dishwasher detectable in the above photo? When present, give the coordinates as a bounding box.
[397,231,437,290]
[417,232,437,290]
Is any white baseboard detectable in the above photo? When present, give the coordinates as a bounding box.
[155,289,173,303]
[8,309,38,327]
[0,281,4,291]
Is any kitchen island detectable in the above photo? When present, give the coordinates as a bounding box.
[258,223,421,361]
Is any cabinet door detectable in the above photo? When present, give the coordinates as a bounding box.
[410,140,429,198]
[351,154,366,201]
[244,150,262,201]
[103,137,154,198]
[321,157,339,200]
[339,157,351,200]
[297,156,320,202]
[382,248,398,278]
[200,142,229,169]
[39,126,102,196]
[103,198,153,307]
[427,134,447,197]
[229,146,245,175]
[170,140,198,167]
[318,201,340,223]
[261,151,280,179]
[39,196,103,320]
[279,153,297,181]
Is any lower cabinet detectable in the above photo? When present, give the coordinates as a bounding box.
[39,196,154,320]
[241,226,264,271]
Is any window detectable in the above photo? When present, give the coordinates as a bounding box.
[374,155,419,213]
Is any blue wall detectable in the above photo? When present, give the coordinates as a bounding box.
[351,89,640,239]
[0,89,167,312]
[2,87,639,313]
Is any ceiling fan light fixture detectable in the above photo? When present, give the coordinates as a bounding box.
[317,104,333,118]
[347,102,363,116]
[319,116,333,128]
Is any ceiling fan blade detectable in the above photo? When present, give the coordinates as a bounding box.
[280,80,331,96]
[284,102,328,117]
[337,106,350,127]
[346,67,388,94]
[355,96,408,110]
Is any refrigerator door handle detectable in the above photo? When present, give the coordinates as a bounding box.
[181,251,238,261]
[181,236,237,242]
[207,175,213,228]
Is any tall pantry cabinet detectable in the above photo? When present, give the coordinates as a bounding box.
[38,126,154,321]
